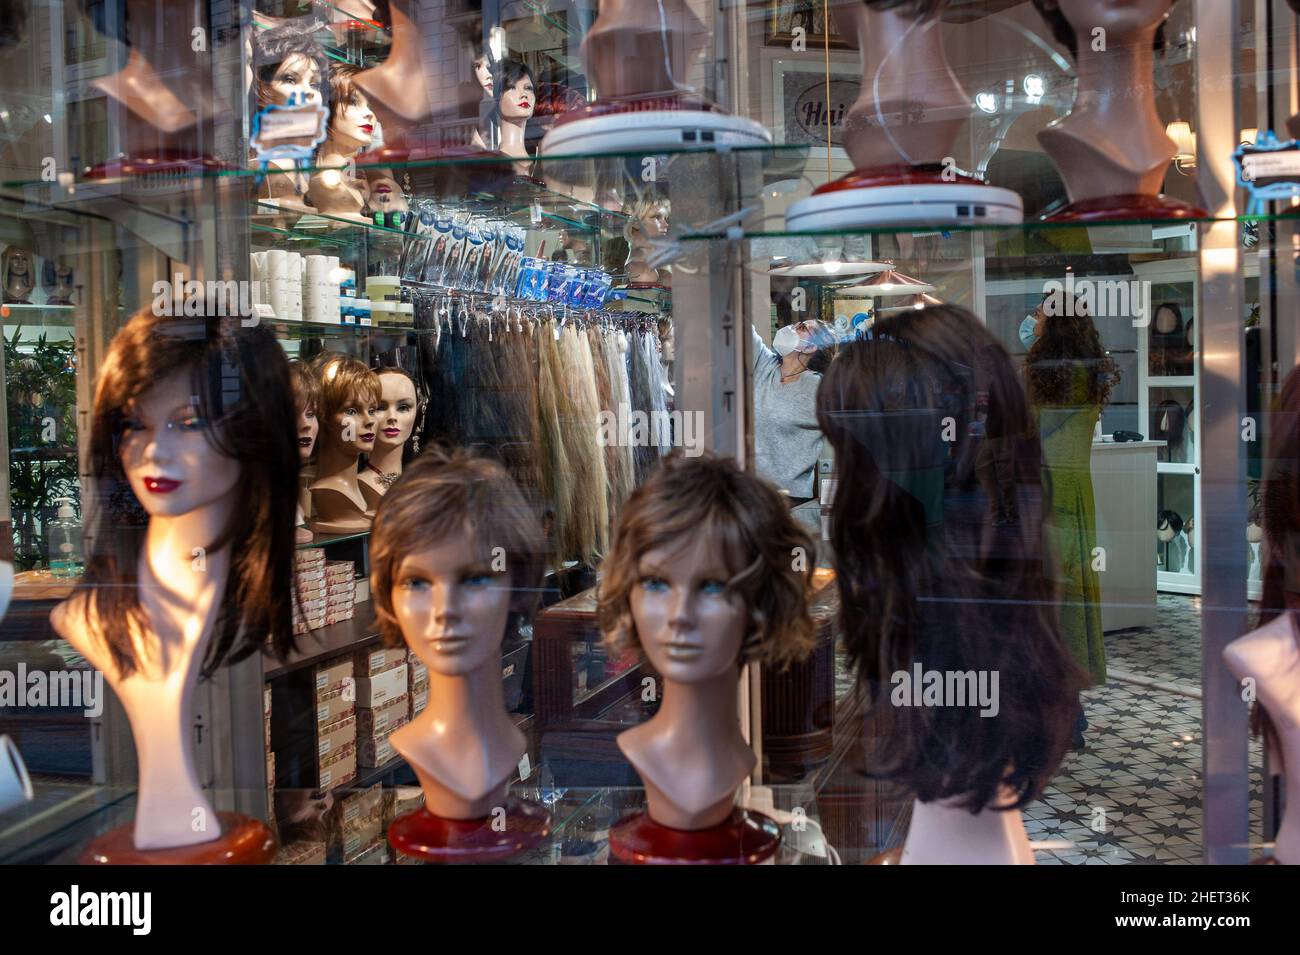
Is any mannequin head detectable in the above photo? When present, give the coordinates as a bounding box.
[324,65,376,152]
[252,26,328,109]
[289,359,319,463]
[626,200,669,244]
[374,367,419,455]
[2,247,34,303]
[79,308,300,678]
[313,354,380,457]
[1032,0,1173,58]
[363,169,408,216]
[496,59,534,123]
[42,259,74,304]
[474,54,493,96]
[370,450,548,674]
[816,303,1079,811]
[599,453,816,677]
[1153,302,1183,336]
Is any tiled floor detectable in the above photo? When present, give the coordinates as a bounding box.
[1027,594,1266,864]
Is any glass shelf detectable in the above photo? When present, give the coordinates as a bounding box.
[0,303,76,328]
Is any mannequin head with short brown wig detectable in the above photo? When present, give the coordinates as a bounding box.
[598,452,817,671]
[311,354,380,458]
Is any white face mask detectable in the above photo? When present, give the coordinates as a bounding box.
[774,324,816,357]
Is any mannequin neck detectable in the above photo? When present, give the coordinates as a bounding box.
[859,9,948,85]
[319,135,363,166]
[497,116,528,158]
[421,654,512,737]
[367,442,404,475]
[316,441,362,484]
[143,500,234,600]
[1070,33,1161,122]
[903,791,1035,865]
[653,670,746,749]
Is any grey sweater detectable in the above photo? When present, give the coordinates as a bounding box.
[752,326,824,499]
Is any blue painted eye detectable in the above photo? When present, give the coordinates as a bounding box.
[640,576,669,593]
[700,579,728,595]
[464,573,493,587]
[400,577,430,590]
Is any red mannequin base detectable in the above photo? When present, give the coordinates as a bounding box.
[388,797,551,863]
[785,163,1023,231]
[609,808,781,865]
[80,812,277,865]
[83,150,233,182]
[1039,193,1208,224]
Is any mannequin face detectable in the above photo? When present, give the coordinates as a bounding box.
[475,57,493,94]
[630,534,748,684]
[1057,0,1172,38]
[328,389,377,456]
[391,534,512,677]
[296,401,318,462]
[118,369,241,519]
[331,87,375,148]
[638,209,668,239]
[375,373,417,451]
[6,250,30,278]
[500,75,535,121]
[270,53,322,107]
[1154,306,1178,334]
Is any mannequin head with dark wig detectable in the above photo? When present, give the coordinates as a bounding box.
[816,303,1081,813]
[75,307,301,678]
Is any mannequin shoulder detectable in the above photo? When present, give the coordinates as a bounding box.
[49,594,113,672]
[1223,615,1300,677]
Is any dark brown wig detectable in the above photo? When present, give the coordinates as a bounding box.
[251,23,329,110]
[816,303,1080,812]
[598,452,817,670]
[77,307,300,678]
[1026,304,1118,409]
[1255,365,1300,764]
[1032,0,1172,59]
[289,358,320,415]
[369,448,549,648]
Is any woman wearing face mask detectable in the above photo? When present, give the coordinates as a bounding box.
[752,319,833,505]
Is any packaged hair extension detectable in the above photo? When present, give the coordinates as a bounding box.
[400,198,437,283]
[602,325,636,509]
[537,317,575,561]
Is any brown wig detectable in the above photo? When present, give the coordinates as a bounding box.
[816,303,1080,812]
[369,448,549,648]
[1255,365,1300,764]
[598,452,816,670]
[251,24,329,109]
[312,353,380,429]
[325,63,366,139]
[1032,0,1172,59]
[561,324,611,559]
[77,308,300,678]
[1026,303,1118,409]
[289,358,320,415]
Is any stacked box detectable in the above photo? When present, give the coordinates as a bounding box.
[264,685,275,815]
[314,656,357,791]
[274,841,326,865]
[328,784,384,863]
[347,844,388,865]
[293,548,328,634]
[355,647,409,768]
[409,655,429,717]
[324,560,356,626]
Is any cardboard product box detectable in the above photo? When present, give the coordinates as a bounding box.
[411,685,429,717]
[266,751,276,788]
[318,744,356,792]
[293,615,326,636]
[324,607,355,627]
[384,785,425,831]
[314,657,353,700]
[355,664,407,708]
[275,841,327,865]
[317,714,356,762]
[339,818,383,863]
[354,579,371,604]
[357,727,405,768]
[356,692,409,738]
[315,685,356,728]
[408,656,428,685]
[263,685,272,717]
[325,560,354,583]
[326,596,354,615]
[296,546,326,564]
[339,783,384,826]
[326,579,356,599]
[353,646,407,679]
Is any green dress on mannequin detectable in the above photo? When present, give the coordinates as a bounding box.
[1037,386,1106,686]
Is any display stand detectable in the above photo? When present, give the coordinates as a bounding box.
[80,812,276,865]
[608,807,780,865]
[388,798,551,863]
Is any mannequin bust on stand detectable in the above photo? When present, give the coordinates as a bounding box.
[2,247,34,304]
[49,308,300,863]
[290,360,319,544]
[309,355,380,533]
[624,201,671,287]
[487,59,536,176]
[377,451,552,862]
[539,0,770,156]
[1032,0,1206,222]
[358,367,418,500]
[597,453,816,864]
[306,66,375,221]
[816,304,1078,864]
[785,0,1023,230]
[42,259,75,306]
[85,0,227,176]
[1224,366,1300,865]
[250,26,329,214]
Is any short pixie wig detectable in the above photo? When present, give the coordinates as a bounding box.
[369,449,549,647]
[311,353,380,426]
[598,452,817,670]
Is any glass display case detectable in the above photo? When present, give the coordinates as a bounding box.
[0,0,1294,870]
